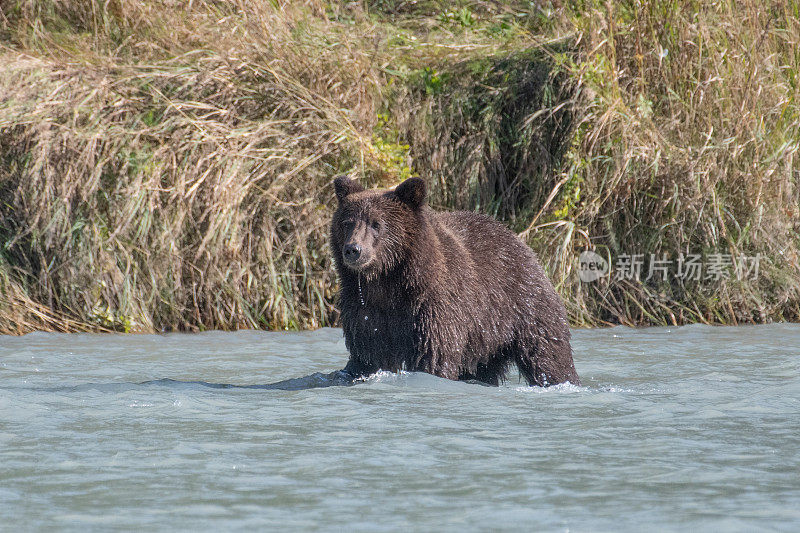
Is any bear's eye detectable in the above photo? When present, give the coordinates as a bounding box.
[369,220,381,232]
[340,219,354,228]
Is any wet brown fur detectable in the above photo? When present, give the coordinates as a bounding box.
[331,176,579,386]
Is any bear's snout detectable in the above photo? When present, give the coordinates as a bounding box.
[343,243,362,263]
[342,240,373,270]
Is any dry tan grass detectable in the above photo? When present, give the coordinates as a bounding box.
[0,1,389,331]
[0,0,797,332]
[547,0,800,325]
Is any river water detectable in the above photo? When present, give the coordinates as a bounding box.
[1,324,799,531]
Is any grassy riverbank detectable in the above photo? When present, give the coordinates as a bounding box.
[0,1,798,333]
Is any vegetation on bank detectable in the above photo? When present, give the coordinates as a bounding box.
[0,0,798,333]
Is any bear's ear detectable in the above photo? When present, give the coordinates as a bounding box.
[394,177,426,209]
[334,175,364,202]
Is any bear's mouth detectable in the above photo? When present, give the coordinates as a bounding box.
[343,256,373,272]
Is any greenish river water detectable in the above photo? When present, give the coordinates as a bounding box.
[1,324,799,531]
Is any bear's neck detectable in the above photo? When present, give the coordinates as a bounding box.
[341,264,412,311]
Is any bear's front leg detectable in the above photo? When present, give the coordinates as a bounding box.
[410,305,465,381]
[411,339,463,381]
[342,357,380,380]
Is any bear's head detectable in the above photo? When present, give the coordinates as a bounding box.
[331,176,427,278]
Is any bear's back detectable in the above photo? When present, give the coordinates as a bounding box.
[434,210,541,276]
[431,209,560,325]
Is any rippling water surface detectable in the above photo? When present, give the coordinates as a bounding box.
[1,324,799,531]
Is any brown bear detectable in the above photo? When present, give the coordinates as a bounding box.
[330,176,579,387]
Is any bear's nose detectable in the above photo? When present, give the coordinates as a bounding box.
[343,243,362,261]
